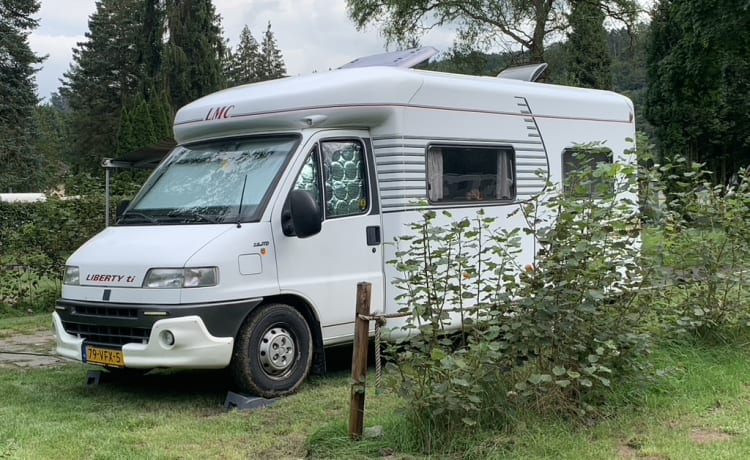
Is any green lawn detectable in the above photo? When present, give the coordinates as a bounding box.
[2,316,750,459]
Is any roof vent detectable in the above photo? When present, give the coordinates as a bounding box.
[339,46,438,69]
[497,63,548,82]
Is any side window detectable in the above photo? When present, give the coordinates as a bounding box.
[321,140,369,218]
[427,145,515,202]
[562,147,613,196]
[292,147,322,209]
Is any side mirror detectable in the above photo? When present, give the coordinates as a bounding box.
[289,190,322,238]
[116,200,131,220]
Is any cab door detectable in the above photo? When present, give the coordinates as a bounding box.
[272,132,383,342]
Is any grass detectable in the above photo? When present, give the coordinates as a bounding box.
[0,313,52,338]
[0,365,355,459]
[306,343,750,459]
[2,336,750,459]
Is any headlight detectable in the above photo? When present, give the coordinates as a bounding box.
[63,266,80,285]
[143,267,219,289]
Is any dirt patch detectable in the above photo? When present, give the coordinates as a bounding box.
[616,444,669,460]
[617,444,638,459]
[0,330,68,369]
[617,439,669,460]
[690,429,734,444]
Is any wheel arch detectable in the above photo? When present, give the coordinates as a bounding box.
[258,293,326,376]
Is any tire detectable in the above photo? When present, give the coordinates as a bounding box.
[230,303,313,398]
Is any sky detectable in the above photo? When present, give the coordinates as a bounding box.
[28,0,456,101]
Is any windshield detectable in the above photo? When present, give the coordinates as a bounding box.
[120,135,299,225]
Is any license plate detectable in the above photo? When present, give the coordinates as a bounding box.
[83,345,125,367]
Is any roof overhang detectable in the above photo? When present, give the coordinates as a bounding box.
[101,139,176,170]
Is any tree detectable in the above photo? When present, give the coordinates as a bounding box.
[33,103,70,186]
[60,0,145,170]
[566,0,612,89]
[138,0,165,94]
[257,21,286,80]
[346,0,640,64]
[164,0,226,110]
[645,0,750,182]
[0,0,46,192]
[227,25,261,85]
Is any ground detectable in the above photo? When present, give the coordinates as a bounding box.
[0,330,64,369]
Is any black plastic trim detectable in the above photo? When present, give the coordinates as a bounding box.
[56,298,263,344]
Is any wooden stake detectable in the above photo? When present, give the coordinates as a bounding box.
[349,281,371,440]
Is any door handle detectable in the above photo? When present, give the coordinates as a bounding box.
[366,226,381,246]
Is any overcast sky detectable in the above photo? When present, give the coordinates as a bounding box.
[28,0,456,101]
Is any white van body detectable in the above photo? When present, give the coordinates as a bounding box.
[53,64,635,396]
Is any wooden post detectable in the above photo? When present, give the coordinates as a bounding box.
[349,281,371,440]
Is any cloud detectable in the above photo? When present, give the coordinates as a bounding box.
[28,34,83,100]
[29,0,457,101]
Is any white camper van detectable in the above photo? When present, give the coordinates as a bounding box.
[53,49,636,397]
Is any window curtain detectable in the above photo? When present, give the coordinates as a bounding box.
[428,147,443,201]
[496,151,514,199]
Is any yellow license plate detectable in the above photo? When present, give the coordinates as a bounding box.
[84,345,125,367]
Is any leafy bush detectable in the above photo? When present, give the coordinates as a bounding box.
[0,171,149,315]
[385,148,653,450]
[654,164,750,342]
[507,156,650,412]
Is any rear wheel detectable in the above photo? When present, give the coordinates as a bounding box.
[230,303,313,398]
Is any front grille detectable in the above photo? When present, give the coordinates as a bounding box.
[72,305,139,318]
[63,322,151,346]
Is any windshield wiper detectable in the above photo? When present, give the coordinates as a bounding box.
[118,211,160,225]
[166,210,218,224]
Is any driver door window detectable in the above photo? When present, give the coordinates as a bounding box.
[321,140,369,218]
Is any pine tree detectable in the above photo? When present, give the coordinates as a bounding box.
[60,0,145,170]
[149,88,173,142]
[116,106,137,157]
[0,0,46,192]
[138,0,165,94]
[164,0,227,110]
[646,0,750,182]
[258,21,286,80]
[229,25,261,85]
[566,0,612,89]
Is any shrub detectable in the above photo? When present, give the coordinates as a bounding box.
[654,164,750,343]
[385,147,654,450]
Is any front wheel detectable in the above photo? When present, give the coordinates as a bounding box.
[230,303,313,398]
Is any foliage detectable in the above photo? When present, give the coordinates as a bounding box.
[385,149,652,450]
[117,92,172,156]
[306,344,750,459]
[60,0,147,171]
[0,169,148,314]
[346,0,639,64]
[566,0,612,89]
[0,0,45,192]
[385,208,523,448]
[164,0,226,110]
[31,103,70,188]
[258,21,286,80]
[226,25,262,86]
[226,22,287,86]
[645,0,750,183]
[652,163,750,343]
[507,150,649,410]
[0,196,103,313]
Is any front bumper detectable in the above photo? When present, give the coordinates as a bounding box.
[53,312,234,369]
[53,297,262,369]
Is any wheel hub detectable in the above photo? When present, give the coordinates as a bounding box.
[258,326,296,377]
